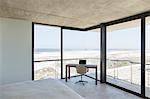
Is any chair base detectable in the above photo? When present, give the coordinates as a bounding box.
[75,80,88,85]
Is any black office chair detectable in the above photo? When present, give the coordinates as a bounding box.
[79,60,86,64]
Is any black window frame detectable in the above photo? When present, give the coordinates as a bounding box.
[32,11,150,99]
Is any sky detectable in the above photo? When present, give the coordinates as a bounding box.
[34,24,150,50]
[34,25,100,50]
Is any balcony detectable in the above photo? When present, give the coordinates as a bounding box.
[34,57,150,97]
[34,57,100,80]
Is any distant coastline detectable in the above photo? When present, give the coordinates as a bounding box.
[34,48,144,53]
[35,48,100,53]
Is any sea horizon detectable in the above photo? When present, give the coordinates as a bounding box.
[35,48,143,53]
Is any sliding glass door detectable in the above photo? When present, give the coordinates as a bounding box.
[106,19,141,93]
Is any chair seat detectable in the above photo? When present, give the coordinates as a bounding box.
[75,61,89,85]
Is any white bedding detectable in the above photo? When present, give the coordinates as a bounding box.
[0,79,83,99]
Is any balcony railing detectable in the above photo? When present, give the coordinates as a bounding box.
[107,59,150,92]
[34,57,100,80]
[34,58,150,93]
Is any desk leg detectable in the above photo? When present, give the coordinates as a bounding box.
[96,67,97,85]
[68,66,70,79]
[66,65,67,82]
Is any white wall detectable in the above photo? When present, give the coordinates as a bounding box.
[0,18,2,84]
[0,18,32,84]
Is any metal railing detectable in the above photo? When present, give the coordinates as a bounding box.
[34,58,150,89]
[34,57,100,80]
[107,59,150,88]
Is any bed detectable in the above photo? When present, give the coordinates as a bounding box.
[0,79,84,99]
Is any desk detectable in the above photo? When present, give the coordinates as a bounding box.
[65,64,98,85]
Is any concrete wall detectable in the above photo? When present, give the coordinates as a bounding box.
[0,18,32,84]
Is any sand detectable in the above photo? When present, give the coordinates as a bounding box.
[34,50,150,91]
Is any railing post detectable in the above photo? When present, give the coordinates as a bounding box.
[148,71,150,87]
[130,63,133,84]
[100,24,107,83]
[141,17,145,97]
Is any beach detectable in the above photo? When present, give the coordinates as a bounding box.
[34,50,100,79]
[34,50,150,92]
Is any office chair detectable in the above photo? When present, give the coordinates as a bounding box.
[79,60,86,64]
[75,64,89,85]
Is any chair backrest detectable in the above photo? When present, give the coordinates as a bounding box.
[79,60,86,64]
[76,65,88,75]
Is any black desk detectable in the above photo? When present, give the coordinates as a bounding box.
[65,64,98,85]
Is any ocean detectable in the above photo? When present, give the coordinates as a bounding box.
[34,48,100,54]
[34,48,140,54]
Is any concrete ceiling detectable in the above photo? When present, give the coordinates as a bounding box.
[0,0,150,29]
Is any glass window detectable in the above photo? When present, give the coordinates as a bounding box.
[34,24,61,80]
[63,29,100,81]
[146,16,150,98]
[106,19,141,93]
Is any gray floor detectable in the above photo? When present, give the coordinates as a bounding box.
[60,76,144,99]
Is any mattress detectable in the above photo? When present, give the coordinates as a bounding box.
[0,79,83,99]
